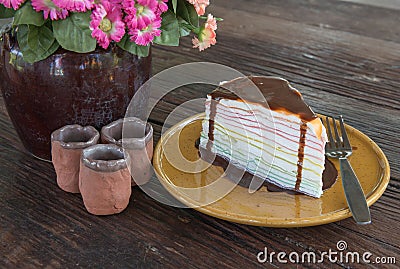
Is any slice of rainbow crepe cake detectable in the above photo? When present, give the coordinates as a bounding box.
[199,76,328,198]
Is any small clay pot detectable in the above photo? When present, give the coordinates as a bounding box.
[79,144,131,215]
[101,117,153,186]
[51,125,99,193]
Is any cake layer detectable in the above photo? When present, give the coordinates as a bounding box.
[199,76,328,198]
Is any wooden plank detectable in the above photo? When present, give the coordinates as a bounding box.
[340,0,400,11]
[210,0,400,43]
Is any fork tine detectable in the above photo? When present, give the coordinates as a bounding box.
[325,116,336,147]
[332,116,342,147]
[339,115,351,149]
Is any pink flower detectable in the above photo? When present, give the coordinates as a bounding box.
[156,0,168,15]
[90,1,125,49]
[53,0,94,12]
[124,0,158,30]
[192,14,217,51]
[187,0,209,16]
[31,0,68,20]
[0,0,25,9]
[123,0,162,46]
[122,0,136,13]
[129,18,161,45]
[205,13,217,30]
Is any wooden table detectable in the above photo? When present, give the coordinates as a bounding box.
[1,0,399,268]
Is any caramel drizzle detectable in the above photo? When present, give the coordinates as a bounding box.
[295,121,308,191]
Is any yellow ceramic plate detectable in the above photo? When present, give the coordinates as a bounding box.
[153,114,390,227]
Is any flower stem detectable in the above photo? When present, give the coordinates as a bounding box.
[199,16,224,21]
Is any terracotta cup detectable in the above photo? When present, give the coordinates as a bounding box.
[51,125,99,193]
[101,117,153,186]
[79,144,131,215]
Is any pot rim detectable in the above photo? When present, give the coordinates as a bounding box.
[81,144,127,172]
[51,125,100,150]
[102,117,153,149]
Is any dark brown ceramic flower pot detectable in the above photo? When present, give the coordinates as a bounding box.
[79,144,131,215]
[0,32,151,161]
[51,125,99,193]
[101,117,153,186]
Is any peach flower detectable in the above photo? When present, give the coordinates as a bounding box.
[192,14,217,51]
[187,0,209,16]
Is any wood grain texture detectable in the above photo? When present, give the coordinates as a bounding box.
[1,0,399,268]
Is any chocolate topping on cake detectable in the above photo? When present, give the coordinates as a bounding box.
[210,76,317,122]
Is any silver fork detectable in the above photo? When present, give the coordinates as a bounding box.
[324,115,371,225]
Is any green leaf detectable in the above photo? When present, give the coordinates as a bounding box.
[17,24,59,63]
[176,0,199,28]
[42,38,60,59]
[52,12,96,53]
[13,2,45,26]
[172,0,177,13]
[179,26,191,37]
[0,5,16,18]
[153,10,180,46]
[178,18,195,37]
[117,35,150,57]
